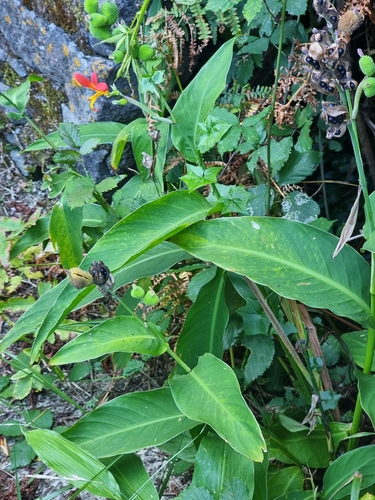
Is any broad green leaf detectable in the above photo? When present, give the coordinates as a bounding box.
[23,122,125,151]
[82,203,107,228]
[355,369,375,428]
[177,487,214,500]
[0,79,30,115]
[170,353,266,461]
[192,432,254,498]
[49,201,82,269]
[171,217,371,327]
[0,241,190,355]
[50,316,168,364]
[341,331,375,370]
[269,418,349,468]
[9,441,35,469]
[176,267,228,370]
[25,190,209,361]
[108,454,158,499]
[322,445,375,499]
[268,466,304,500]
[25,429,121,499]
[294,119,313,153]
[64,388,198,457]
[171,38,235,163]
[274,492,315,500]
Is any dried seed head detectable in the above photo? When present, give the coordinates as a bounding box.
[338,10,364,35]
[66,268,94,289]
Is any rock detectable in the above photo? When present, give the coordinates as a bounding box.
[0,0,142,178]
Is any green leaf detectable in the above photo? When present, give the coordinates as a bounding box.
[243,0,263,23]
[322,445,375,499]
[341,331,375,370]
[192,432,254,497]
[64,387,198,457]
[0,79,30,115]
[181,165,222,192]
[281,191,320,224]
[286,0,307,16]
[355,369,375,428]
[247,184,273,216]
[65,177,95,208]
[243,335,275,385]
[176,267,228,370]
[79,137,101,155]
[58,122,80,148]
[9,441,36,469]
[96,175,126,194]
[110,125,128,170]
[268,466,304,500]
[258,137,293,173]
[294,119,313,153]
[25,429,121,499]
[178,487,214,500]
[50,316,168,365]
[23,122,125,151]
[82,203,107,227]
[49,201,83,269]
[171,38,235,163]
[276,150,321,185]
[170,353,266,461]
[171,217,371,327]
[108,454,159,499]
[10,215,50,260]
[211,184,251,214]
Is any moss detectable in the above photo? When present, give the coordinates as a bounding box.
[22,0,89,51]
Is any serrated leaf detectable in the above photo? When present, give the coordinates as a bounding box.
[58,122,80,148]
[295,119,313,153]
[286,0,308,16]
[65,177,95,208]
[96,175,126,194]
[79,137,101,155]
[181,165,221,192]
[258,137,293,173]
[243,0,263,23]
[276,150,321,185]
[281,191,320,224]
[243,335,275,385]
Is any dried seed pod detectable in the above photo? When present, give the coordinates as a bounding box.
[333,60,350,80]
[326,123,347,139]
[89,260,115,295]
[304,41,325,70]
[339,73,358,91]
[338,10,364,36]
[310,28,333,46]
[325,42,346,62]
[320,102,348,124]
[313,0,339,29]
[66,268,94,289]
[310,71,337,95]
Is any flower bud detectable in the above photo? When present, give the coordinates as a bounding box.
[363,78,375,98]
[66,268,94,289]
[143,289,159,306]
[112,50,124,63]
[131,284,145,299]
[359,55,375,77]
[138,44,155,61]
[84,0,98,14]
[99,1,119,25]
[89,25,112,40]
[89,13,108,27]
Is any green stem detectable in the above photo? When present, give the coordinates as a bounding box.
[266,0,287,215]
[166,346,191,374]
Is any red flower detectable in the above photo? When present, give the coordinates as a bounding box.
[73,72,109,111]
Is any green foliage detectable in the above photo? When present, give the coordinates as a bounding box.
[3,0,375,498]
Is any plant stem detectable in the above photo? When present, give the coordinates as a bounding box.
[166,346,191,374]
[266,0,287,215]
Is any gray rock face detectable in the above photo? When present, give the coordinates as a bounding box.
[0,0,142,176]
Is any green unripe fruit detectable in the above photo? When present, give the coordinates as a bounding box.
[89,13,109,27]
[130,284,145,299]
[89,24,112,40]
[359,55,375,77]
[84,0,98,14]
[118,98,128,105]
[363,77,375,98]
[143,289,159,306]
[99,1,119,25]
[112,27,121,36]
[138,44,155,61]
[112,50,124,63]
